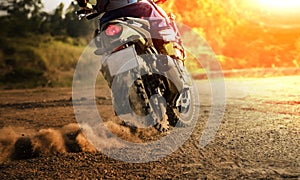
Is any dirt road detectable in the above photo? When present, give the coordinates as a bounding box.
[0,76,299,179]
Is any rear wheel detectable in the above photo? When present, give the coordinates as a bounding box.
[129,78,152,116]
[129,77,169,132]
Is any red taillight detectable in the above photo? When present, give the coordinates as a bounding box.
[105,24,122,36]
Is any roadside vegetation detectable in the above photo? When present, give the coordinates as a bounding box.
[161,0,300,72]
[0,0,299,89]
[0,0,95,89]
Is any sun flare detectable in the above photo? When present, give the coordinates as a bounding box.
[254,0,300,12]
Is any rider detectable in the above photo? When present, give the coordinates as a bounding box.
[76,0,185,60]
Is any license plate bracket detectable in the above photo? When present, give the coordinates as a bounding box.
[103,46,139,76]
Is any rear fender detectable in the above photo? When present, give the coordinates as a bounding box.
[95,18,153,54]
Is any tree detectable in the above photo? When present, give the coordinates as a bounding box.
[64,2,96,37]
[0,0,45,36]
[49,3,66,35]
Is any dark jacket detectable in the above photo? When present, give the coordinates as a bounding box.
[96,0,139,13]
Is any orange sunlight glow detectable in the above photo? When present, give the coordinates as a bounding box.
[254,0,300,12]
[228,0,300,28]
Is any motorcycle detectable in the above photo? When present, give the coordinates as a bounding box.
[76,1,197,132]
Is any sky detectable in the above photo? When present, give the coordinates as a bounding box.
[42,0,73,12]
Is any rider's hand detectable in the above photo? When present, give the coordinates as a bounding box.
[76,0,93,11]
[75,0,97,20]
[76,0,93,9]
[76,0,88,7]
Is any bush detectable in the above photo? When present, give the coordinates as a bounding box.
[0,40,49,88]
[1,67,46,83]
[0,35,86,89]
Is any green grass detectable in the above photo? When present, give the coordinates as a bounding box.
[0,35,87,89]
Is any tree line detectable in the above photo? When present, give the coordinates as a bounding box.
[1,0,299,70]
[0,0,95,37]
[0,0,299,89]
[0,0,95,88]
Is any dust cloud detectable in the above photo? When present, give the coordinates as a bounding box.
[0,121,160,162]
[0,123,95,161]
